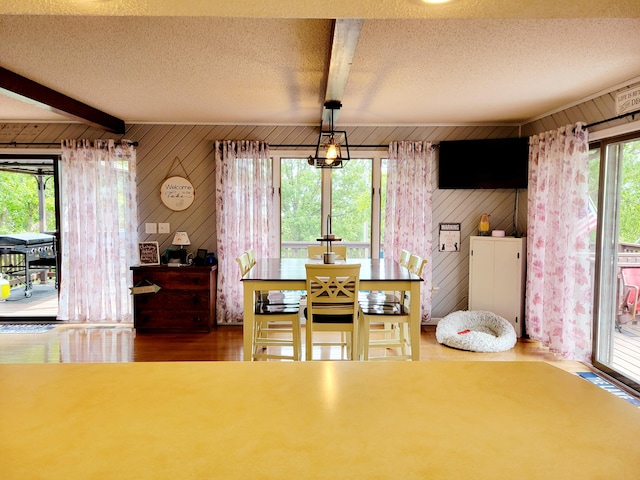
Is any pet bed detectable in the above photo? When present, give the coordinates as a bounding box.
[436,310,517,352]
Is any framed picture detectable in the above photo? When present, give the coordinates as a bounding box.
[138,241,160,265]
[438,223,461,252]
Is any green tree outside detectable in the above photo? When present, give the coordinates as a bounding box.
[619,140,640,244]
[0,172,56,234]
[281,158,374,246]
[589,140,640,245]
[281,159,321,241]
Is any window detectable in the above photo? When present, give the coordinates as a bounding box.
[273,151,386,259]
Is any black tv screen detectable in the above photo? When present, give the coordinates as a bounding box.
[438,137,529,189]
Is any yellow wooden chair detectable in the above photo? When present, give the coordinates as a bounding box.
[305,263,361,360]
[409,256,427,278]
[359,295,411,360]
[237,251,301,361]
[399,249,411,268]
[407,254,425,276]
[405,253,427,307]
[236,252,251,276]
[358,253,425,360]
[246,248,256,267]
[307,245,348,260]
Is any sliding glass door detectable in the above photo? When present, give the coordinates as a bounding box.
[0,154,60,319]
[593,134,640,391]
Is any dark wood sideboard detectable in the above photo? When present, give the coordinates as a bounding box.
[131,265,217,333]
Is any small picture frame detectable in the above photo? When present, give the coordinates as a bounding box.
[439,223,461,252]
[138,241,160,265]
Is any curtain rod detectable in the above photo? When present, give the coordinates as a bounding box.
[269,144,388,149]
[0,141,139,147]
[585,108,640,129]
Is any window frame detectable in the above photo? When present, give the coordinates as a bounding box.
[271,149,387,258]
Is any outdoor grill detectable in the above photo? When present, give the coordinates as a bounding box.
[0,233,58,297]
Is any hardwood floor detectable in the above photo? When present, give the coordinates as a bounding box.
[0,322,588,373]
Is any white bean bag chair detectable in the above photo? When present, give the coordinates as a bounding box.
[436,310,517,352]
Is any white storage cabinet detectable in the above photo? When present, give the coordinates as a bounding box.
[468,236,526,337]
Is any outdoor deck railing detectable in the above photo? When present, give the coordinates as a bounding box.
[281,241,373,259]
[1,253,54,287]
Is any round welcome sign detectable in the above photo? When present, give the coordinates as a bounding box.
[160,176,195,211]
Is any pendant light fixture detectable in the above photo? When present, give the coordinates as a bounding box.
[308,101,350,169]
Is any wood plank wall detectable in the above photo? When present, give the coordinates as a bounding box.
[521,80,640,137]
[1,79,637,322]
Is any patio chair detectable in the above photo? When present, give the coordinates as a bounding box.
[617,266,640,331]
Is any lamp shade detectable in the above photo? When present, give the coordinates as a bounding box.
[172,231,191,247]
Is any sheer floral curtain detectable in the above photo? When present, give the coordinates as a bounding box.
[58,139,138,323]
[215,140,275,324]
[384,141,433,322]
[526,124,592,361]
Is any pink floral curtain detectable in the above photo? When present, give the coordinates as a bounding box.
[526,124,592,361]
[59,139,138,322]
[384,141,433,322]
[215,141,275,323]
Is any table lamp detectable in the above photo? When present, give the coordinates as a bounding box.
[172,231,191,249]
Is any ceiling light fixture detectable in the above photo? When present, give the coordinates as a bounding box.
[308,101,350,169]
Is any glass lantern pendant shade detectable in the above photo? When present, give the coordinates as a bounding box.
[308,101,350,168]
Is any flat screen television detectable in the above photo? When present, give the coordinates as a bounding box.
[438,137,529,189]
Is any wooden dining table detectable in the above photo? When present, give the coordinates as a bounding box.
[241,257,423,360]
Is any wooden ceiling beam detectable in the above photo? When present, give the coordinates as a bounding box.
[0,66,125,134]
[321,19,363,129]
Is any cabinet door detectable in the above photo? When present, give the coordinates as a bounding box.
[469,238,495,312]
[492,240,522,324]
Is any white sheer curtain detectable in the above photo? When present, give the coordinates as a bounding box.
[215,140,275,324]
[526,124,592,361]
[58,139,138,323]
[384,141,433,322]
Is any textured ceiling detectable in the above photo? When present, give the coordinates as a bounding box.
[1,0,640,128]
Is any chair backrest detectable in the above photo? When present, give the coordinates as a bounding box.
[399,249,411,267]
[407,254,422,275]
[414,259,427,278]
[305,263,361,322]
[307,245,348,259]
[246,248,256,266]
[621,267,640,304]
[236,252,252,276]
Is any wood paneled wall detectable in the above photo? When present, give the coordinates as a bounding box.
[3,77,638,323]
[521,80,640,137]
[0,121,521,321]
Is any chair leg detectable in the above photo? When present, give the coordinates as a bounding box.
[293,318,301,361]
[363,317,371,361]
[306,323,313,361]
[398,322,408,357]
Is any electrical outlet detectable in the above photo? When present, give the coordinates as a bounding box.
[158,223,170,234]
[145,223,157,234]
[431,284,440,295]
